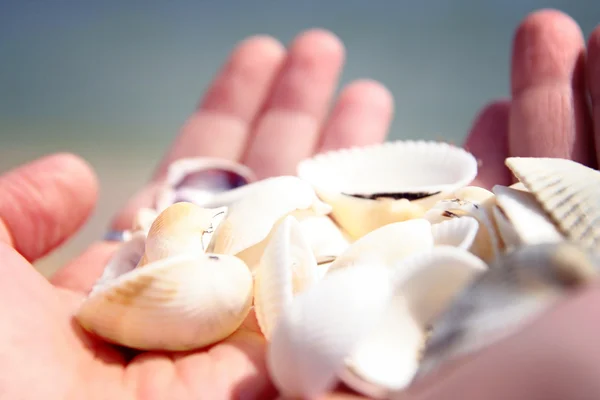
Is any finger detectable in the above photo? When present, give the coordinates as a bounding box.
[509,9,595,165]
[463,100,512,189]
[242,29,345,178]
[398,285,600,400]
[54,37,287,291]
[113,36,286,231]
[0,153,98,262]
[587,25,600,163]
[154,35,286,178]
[317,79,394,153]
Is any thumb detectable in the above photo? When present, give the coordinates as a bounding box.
[0,153,98,262]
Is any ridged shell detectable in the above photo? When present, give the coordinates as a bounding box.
[77,252,254,351]
[297,140,478,239]
[505,157,600,247]
[424,188,500,263]
[254,216,321,340]
[416,242,600,379]
[339,246,487,398]
[267,264,394,399]
[206,176,331,272]
[326,219,434,273]
[431,216,479,250]
[155,157,255,211]
[492,185,563,248]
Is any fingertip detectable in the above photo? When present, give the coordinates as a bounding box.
[0,152,99,261]
[288,28,346,67]
[338,79,394,113]
[511,9,586,94]
[231,34,286,65]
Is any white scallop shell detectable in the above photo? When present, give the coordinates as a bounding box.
[155,157,256,212]
[339,246,487,398]
[431,216,479,250]
[297,140,478,239]
[326,219,434,273]
[424,191,500,263]
[505,157,600,247]
[416,242,600,380]
[492,185,563,248]
[77,252,254,351]
[254,216,321,340]
[206,176,331,272]
[267,264,394,399]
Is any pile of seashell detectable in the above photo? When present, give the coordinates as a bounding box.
[75,140,600,399]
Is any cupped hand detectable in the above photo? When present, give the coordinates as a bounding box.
[0,30,393,400]
[3,10,600,400]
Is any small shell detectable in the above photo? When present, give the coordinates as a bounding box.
[297,140,478,239]
[296,215,350,261]
[207,176,331,272]
[141,202,225,266]
[254,216,321,340]
[424,187,500,263]
[155,157,256,212]
[267,264,394,399]
[339,246,487,398]
[76,252,254,351]
[91,231,147,296]
[431,216,479,250]
[416,242,600,380]
[492,185,563,248]
[505,157,600,247]
[326,219,434,273]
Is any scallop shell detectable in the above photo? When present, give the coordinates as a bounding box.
[505,157,600,247]
[140,202,225,266]
[297,140,478,239]
[254,215,321,340]
[206,176,331,273]
[155,157,256,212]
[492,185,563,248]
[76,252,254,351]
[339,246,487,398]
[326,219,434,273]
[424,187,500,263]
[267,263,395,399]
[431,216,479,250]
[416,242,600,380]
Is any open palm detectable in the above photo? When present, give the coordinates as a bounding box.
[4,11,600,400]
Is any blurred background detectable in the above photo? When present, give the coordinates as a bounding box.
[1,0,599,276]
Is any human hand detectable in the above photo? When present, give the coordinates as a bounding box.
[376,9,600,400]
[0,30,394,399]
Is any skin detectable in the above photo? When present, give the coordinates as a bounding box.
[2,8,600,400]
